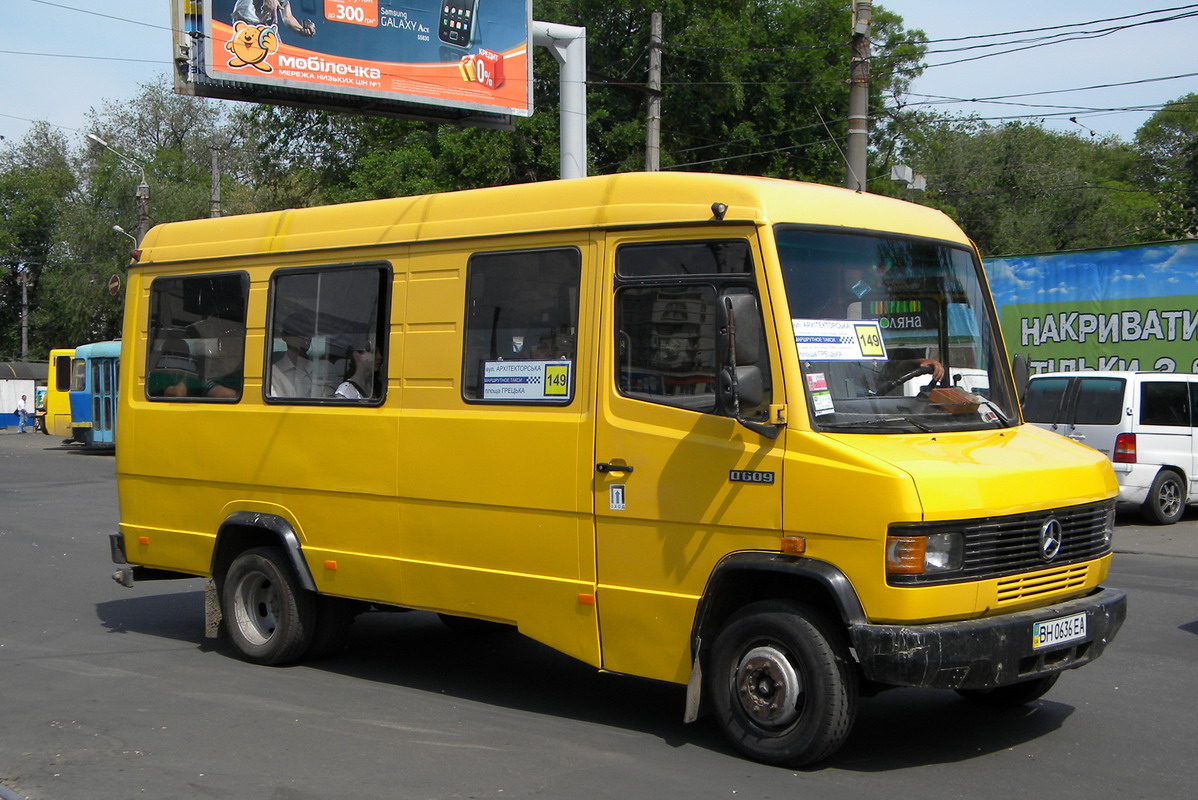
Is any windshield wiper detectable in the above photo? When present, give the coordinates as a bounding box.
[975,397,1015,427]
[820,416,933,432]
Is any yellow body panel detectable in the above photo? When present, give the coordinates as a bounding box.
[42,348,75,438]
[116,172,1116,688]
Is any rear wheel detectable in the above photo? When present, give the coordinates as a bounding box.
[1142,470,1185,525]
[956,673,1060,707]
[221,547,315,665]
[708,601,857,767]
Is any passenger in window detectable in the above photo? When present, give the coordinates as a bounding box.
[270,313,317,397]
[334,339,382,400]
[531,332,561,359]
[149,336,237,398]
[187,316,245,396]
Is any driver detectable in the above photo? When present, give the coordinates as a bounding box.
[875,353,945,395]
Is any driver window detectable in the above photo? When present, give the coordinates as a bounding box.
[614,239,771,419]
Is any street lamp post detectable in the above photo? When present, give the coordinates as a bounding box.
[87,133,150,243]
[112,225,137,245]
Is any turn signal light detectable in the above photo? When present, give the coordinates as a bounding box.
[886,536,927,574]
[780,536,806,555]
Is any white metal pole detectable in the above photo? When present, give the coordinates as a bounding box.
[533,21,588,180]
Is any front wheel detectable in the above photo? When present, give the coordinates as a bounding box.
[708,601,858,767]
[1142,470,1185,525]
[221,547,315,665]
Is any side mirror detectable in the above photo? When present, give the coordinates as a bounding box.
[1011,353,1030,404]
[719,292,760,366]
[718,292,777,439]
[722,365,763,408]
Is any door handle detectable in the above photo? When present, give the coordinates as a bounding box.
[596,462,634,474]
[1068,433,1086,441]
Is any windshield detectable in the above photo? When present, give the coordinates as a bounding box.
[775,227,1018,433]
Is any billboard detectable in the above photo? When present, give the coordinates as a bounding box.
[174,1,531,127]
[986,241,1198,374]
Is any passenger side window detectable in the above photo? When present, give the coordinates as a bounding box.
[266,265,390,403]
[1022,378,1069,422]
[146,273,248,401]
[54,355,71,392]
[462,248,581,403]
[614,240,770,419]
[1140,382,1189,427]
[1072,378,1125,425]
[616,285,721,413]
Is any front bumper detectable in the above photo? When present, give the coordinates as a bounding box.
[1112,462,1156,506]
[849,587,1127,690]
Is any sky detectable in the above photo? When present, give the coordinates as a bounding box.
[988,241,1198,307]
[0,1,1195,148]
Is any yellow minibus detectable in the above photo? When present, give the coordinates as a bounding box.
[41,347,74,437]
[111,172,1125,766]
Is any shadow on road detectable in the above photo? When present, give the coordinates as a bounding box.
[95,589,1078,770]
[833,687,1073,770]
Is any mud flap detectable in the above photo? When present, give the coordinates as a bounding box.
[683,648,703,723]
[204,578,225,639]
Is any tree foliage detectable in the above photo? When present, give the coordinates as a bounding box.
[245,0,927,201]
[1,79,244,359]
[893,114,1159,256]
[3,7,1198,358]
[1135,93,1198,239]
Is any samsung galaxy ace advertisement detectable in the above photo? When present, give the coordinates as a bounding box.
[195,1,531,118]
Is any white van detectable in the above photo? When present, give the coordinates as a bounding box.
[1023,371,1198,524]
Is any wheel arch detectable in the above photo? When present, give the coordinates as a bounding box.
[683,552,865,722]
[211,511,317,593]
[1154,464,1188,485]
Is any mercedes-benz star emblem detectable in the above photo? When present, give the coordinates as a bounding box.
[1040,518,1063,561]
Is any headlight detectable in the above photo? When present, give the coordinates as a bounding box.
[886,531,964,575]
[1102,504,1116,550]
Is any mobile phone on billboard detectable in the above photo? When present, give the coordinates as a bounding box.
[438,0,478,47]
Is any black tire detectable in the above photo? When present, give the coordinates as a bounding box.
[304,596,358,660]
[708,600,858,767]
[956,673,1060,707]
[1142,470,1185,525]
[221,547,315,665]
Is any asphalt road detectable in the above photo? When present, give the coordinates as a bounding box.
[1,429,1195,800]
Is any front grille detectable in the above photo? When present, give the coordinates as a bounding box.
[889,501,1113,586]
[995,564,1091,604]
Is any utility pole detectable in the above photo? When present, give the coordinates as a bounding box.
[645,12,662,171]
[19,265,28,360]
[135,178,151,242]
[845,0,872,192]
[210,148,222,218]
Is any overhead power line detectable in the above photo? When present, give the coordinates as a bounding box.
[882,8,1198,72]
[898,3,1198,47]
[902,71,1198,105]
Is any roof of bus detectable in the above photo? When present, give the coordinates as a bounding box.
[136,172,970,265]
[72,340,121,358]
[0,361,47,380]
